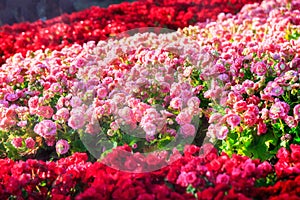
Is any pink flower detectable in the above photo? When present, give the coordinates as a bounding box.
[180,123,196,138]
[293,104,300,121]
[290,144,300,162]
[284,116,298,128]
[37,106,54,119]
[6,93,19,102]
[97,87,108,99]
[208,113,223,123]
[187,96,200,110]
[225,113,241,129]
[270,85,284,97]
[176,171,197,187]
[251,61,267,76]
[56,139,70,155]
[68,115,85,130]
[243,110,258,127]
[28,96,39,113]
[50,83,62,93]
[176,110,192,125]
[216,126,228,140]
[257,120,267,135]
[25,137,35,149]
[70,96,82,107]
[17,120,27,127]
[260,108,269,120]
[53,108,70,122]
[11,137,23,148]
[216,174,230,184]
[142,123,157,137]
[34,120,57,137]
[170,97,183,110]
[269,100,290,120]
[233,100,248,112]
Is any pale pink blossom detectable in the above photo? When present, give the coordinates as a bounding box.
[68,115,85,130]
[170,97,183,110]
[216,126,228,140]
[56,139,70,155]
[17,120,27,127]
[176,110,192,125]
[180,123,196,138]
[53,108,70,122]
[293,104,300,121]
[34,120,57,137]
[70,96,82,107]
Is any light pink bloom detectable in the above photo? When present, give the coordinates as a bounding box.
[208,113,223,124]
[37,106,54,119]
[293,104,300,121]
[143,123,157,136]
[180,123,196,138]
[17,120,27,127]
[176,110,192,125]
[68,115,85,130]
[97,87,108,99]
[25,137,35,149]
[70,96,82,107]
[34,120,57,137]
[56,139,70,155]
[50,83,62,93]
[260,108,269,120]
[170,97,183,110]
[269,101,290,120]
[216,126,228,140]
[187,97,200,110]
[53,108,70,122]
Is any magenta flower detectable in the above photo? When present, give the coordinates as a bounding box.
[225,113,241,129]
[11,137,23,148]
[25,137,36,149]
[216,174,230,185]
[251,61,267,76]
[34,120,57,137]
[56,139,70,155]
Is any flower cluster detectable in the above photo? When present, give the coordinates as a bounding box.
[178,0,300,160]
[0,0,262,66]
[1,144,300,199]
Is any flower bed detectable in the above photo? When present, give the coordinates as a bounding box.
[0,0,262,66]
[1,0,300,199]
[2,144,300,199]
